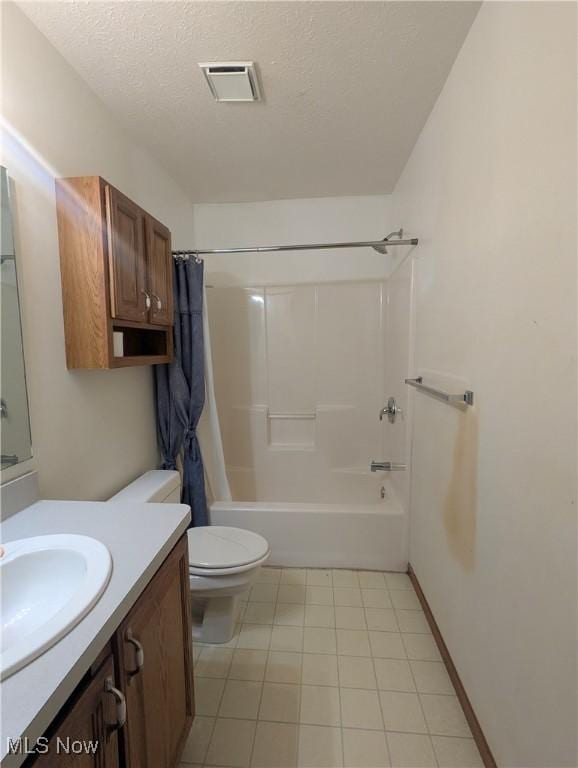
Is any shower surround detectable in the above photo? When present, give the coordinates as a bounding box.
[207,279,409,570]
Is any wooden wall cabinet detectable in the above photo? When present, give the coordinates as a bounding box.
[56,176,174,369]
[30,537,194,768]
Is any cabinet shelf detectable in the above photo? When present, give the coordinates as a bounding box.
[112,354,171,368]
[112,324,172,365]
[112,319,171,332]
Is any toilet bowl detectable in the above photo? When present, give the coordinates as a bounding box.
[109,470,270,643]
[187,525,270,643]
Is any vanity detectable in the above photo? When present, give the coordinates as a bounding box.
[0,496,194,768]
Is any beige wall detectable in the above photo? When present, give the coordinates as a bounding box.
[0,3,194,499]
[390,3,577,765]
[194,195,394,286]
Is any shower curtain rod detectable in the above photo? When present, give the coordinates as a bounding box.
[172,229,418,260]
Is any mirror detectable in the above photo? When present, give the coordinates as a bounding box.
[1,166,32,470]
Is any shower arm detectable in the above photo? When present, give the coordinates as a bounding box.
[172,229,418,260]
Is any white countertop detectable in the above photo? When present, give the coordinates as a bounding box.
[0,499,191,767]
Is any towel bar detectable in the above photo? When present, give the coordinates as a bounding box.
[405,377,474,406]
[267,411,316,420]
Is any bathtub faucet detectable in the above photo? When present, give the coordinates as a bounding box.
[370,461,406,472]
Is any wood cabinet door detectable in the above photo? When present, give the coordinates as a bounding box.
[145,215,173,326]
[106,185,147,322]
[116,537,194,768]
[33,656,121,768]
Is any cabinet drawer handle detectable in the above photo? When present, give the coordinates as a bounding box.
[151,293,162,311]
[125,628,144,676]
[141,290,151,310]
[104,677,126,730]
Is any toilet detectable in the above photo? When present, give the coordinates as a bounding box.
[109,470,270,643]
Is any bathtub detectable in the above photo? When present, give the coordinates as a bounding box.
[209,477,408,571]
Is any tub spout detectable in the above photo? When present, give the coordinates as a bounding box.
[370,461,406,472]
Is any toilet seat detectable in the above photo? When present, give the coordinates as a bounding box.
[187,526,270,576]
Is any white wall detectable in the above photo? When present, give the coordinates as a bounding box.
[390,3,577,766]
[193,195,394,286]
[0,3,194,499]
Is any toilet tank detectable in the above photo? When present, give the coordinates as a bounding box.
[109,470,182,503]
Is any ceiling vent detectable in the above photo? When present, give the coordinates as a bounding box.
[199,62,262,102]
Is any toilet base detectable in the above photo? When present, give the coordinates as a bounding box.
[191,594,239,644]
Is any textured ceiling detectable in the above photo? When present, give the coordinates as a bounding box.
[20,1,480,203]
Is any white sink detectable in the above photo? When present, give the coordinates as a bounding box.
[0,534,112,680]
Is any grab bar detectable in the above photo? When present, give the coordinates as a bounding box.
[267,411,316,420]
[405,377,474,406]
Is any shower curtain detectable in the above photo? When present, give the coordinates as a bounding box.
[155,258,208,526]
[197,287,232,502]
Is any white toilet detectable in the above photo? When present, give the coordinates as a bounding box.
[109,470,270,643]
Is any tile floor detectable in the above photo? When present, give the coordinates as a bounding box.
[179,568,483,768]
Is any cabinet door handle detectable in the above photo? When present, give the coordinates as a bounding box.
[141,290,151,310]
[104,676,126,730]
[125,628,144,677]
[151,293,162,311]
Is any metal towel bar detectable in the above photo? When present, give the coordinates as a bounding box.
[405,377,474,406]
[267,411,316,420]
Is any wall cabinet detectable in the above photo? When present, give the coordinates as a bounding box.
[30,536,194,768]
[145,215,173,327]
[56,176,174,369]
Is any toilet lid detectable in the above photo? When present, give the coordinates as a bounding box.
[187,526,269,570]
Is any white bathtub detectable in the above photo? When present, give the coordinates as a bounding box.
[209,479,408,571]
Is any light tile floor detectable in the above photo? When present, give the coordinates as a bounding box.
[180,568,483,768]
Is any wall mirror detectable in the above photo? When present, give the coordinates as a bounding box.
[1,166,32,472]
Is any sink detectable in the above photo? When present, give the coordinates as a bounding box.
[0,534,112,680]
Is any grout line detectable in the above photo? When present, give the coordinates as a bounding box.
[205,712,441,736]
[371,648,393,767]
[248,673,267,767]
[402,633,440,766]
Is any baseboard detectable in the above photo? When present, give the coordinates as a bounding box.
[407,564,497,768]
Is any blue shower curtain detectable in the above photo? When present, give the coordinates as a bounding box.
[155,258,208,526]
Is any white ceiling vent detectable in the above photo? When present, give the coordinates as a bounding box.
[199,62,262,102]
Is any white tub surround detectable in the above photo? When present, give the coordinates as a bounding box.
[0,499,190,768]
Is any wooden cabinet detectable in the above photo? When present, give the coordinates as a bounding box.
[145,216,173,327]
[29,536,194,768]
[32,655,121,768]
[56,176,174,369]
[115,536,194,768]
[105,185,148,324]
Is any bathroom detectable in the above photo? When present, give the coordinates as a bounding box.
[0,2,576,768]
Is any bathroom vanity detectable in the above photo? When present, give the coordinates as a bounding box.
[0,499,194,768]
